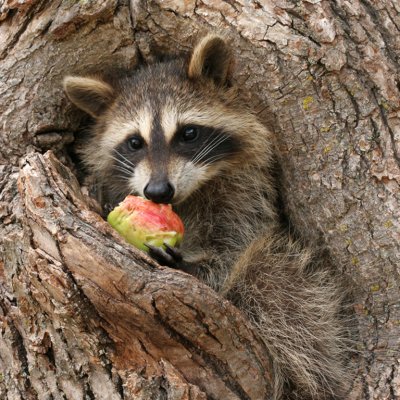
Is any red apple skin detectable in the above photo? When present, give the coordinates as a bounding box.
[107,195,184,252]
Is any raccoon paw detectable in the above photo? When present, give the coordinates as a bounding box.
[102,202,114,217]
[145,243,196,276]
[145,242,182,267]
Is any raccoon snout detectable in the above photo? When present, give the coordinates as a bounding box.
[144,180,175,204]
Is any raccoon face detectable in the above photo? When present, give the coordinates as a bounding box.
[64,35,257,206]
[106,117,238,203]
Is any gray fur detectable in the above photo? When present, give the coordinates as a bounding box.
[64,34,352,399]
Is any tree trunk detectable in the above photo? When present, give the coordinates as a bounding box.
[0,0,399,399]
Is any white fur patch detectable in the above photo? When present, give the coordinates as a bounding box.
[101,120,139,151]
[137,108,153,143]
[168,158,217,204]
[161,102,178,143]
[177,107,244,132]
[99,108,153,163]
[129,159,151,197]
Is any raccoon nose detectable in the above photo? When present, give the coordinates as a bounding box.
[144,181,175,204]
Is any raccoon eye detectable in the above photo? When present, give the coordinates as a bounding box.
[181,126,199,142]
[127,136,143,151]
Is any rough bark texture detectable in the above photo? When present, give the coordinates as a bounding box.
[2,150,272,399]
[0,0,399,399]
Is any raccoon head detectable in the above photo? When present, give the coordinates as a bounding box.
[64,35,270,206]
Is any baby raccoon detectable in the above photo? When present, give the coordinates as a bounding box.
[64,35,350,399]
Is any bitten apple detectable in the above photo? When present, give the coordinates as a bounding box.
[107,195,184,252]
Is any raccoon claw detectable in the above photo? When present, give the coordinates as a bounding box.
[145,243,180,267]
[163,243,197,276]
[144,243,196,275]
[102,202,114,217]
[164,242,183,262]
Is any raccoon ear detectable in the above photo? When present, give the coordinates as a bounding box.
[63,76,115,118]
[188,35,232,86]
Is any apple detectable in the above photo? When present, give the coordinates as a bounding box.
[107,195,184,252]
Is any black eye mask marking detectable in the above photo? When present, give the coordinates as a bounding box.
[127,135,144,151]
[110,134,146,179]
[172,125,240,165]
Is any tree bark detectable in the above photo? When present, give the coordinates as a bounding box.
[2,150,272,399]
[0,0,399,399]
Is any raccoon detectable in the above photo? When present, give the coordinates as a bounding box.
[63,35,350,399]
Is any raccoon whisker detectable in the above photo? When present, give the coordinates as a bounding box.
[114,165,133,175]
[109,155,135,175]
[191,131,223,164]
[109,154,134,171]
[199,133,229,158]
[112,149,136,169]
[200,136,228,164]
[191,128,219,153]
[112,165,134,176]
[111,174,131,181]
[191,129,222,163]
[192,133,228,164]
[111,161,132,171]
[194,135,229,164]
[203,157,228,167]
[200,153,231,168]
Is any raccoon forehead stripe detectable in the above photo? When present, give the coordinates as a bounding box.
[137,108,153,143]
[177,108,248,134]
[101,120,139,152]
[100,108,152,155]
[161,103,178,142]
